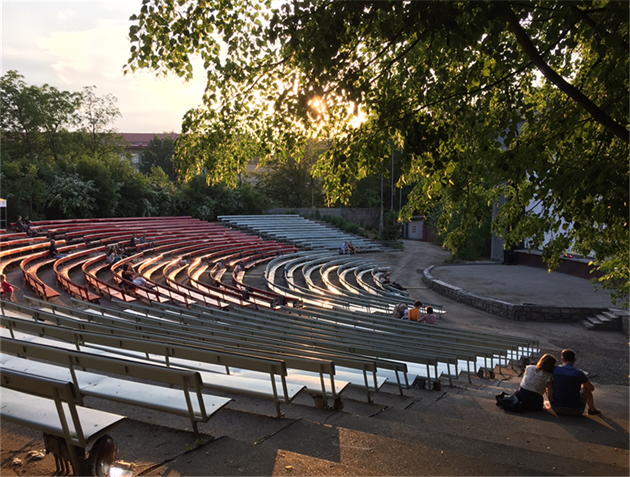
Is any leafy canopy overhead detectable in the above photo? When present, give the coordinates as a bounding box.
[126,0,629,303]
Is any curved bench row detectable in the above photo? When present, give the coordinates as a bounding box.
[218,215,382,252]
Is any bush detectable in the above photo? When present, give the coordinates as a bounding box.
[323,215,371,238]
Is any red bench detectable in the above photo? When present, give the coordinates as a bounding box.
[53,247,105,303]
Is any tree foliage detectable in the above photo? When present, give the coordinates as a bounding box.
[139,134,178,181]
[252,139,327,208]
[127,0,629,304]
[0,71,271,225]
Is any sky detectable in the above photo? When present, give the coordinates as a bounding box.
[1,0,207,133]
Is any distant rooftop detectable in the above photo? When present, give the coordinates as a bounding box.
[121,133,180,149]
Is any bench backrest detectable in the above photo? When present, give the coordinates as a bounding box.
[0,336,203,389]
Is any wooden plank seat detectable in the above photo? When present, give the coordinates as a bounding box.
[54,246,105,303]
[4,296,390,403]
[0,367,126,475]
[190,245,293,306]
[80,226,225,248]
[215,256,290,307]
[282,305,537,376]
[38,217,202,240]
[267,252,424,313]
[38,216,195,234]
[20,245,88,300]
[81,255,137,303]
[97,298,383,400]
[13,292,498,396]
[229,250,297,307]
[0,236,48,249]
[163,259,233,309]
[0,240,63,276]
[281,255,394,312]
[0,316,306,417]
[0,336,232,433]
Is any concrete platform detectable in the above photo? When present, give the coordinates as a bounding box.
[428,262,617,308]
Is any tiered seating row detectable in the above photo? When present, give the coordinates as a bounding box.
[264,252,443,315]
[3,217,299,308]
[218,215,382,252]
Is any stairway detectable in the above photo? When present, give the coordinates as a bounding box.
[583,308,626,331]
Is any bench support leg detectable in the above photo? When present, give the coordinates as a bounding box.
[44,433,85,476]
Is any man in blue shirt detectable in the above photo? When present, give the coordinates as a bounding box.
[551,349,601,416]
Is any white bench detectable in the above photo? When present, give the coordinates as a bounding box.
[0,367,125,475]
[0,337,231,433]
[0,306,306,416]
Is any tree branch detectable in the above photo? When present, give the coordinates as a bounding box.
[504,5,629,145]
[572,5,630,52]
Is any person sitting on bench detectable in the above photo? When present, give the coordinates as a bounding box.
[126,233,138,253]
[49,240,67,259]
[16,215,36,236]
[138,234,155,248]
[121,263,153,289]
[417,306,437,324]
[407,300,423,321]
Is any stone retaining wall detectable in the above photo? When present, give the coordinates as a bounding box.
[422,266,608,322]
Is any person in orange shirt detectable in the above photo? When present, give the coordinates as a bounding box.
[408,300,423,321]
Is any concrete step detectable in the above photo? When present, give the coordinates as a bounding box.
[583,310,622,331]
[330,386,628,475]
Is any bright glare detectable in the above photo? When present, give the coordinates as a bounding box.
[350,109,367,128]
[109,464,134,477]
[308,96,325,115]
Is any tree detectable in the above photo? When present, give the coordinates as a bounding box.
[45,172,98,218]
[253,139,327,208]
[1,70,81,161]
[78,85,124,158]
[139,134,178,181]
[126,0,629,304]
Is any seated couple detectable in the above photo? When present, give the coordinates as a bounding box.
[515,349,601,415]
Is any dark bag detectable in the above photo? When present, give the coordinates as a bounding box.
[495,392,524,413]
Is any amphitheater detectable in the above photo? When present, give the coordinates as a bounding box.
[0,215,627,476]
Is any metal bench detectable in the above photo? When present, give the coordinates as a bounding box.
[0,367,125,475]
[1,336,231,433]
[0,315,305,417]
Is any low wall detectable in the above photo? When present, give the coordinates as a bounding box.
[422,266,608,322]
[514,250,604,280]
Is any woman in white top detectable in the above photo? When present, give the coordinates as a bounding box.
[515,353,557,411]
